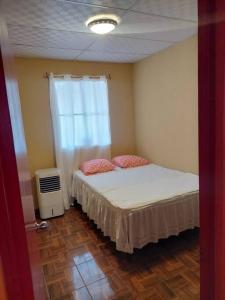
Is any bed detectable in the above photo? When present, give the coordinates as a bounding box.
[72,164,199,253]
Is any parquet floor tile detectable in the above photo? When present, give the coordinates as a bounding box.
[37,205,199,300]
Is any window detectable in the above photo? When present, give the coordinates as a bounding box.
[53,76,111,150]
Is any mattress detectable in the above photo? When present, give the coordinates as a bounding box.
[72,164,199,253]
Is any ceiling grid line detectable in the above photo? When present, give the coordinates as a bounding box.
[55,0,197,23]
[8,23,181,44]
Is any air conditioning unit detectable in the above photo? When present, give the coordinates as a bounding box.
[35,168,64,219]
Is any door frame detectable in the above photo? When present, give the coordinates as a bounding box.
[0,49,35,299]
[198,0,225,299]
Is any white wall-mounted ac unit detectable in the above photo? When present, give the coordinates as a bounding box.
[35,168,64,219]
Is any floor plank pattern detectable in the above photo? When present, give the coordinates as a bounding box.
[37,206,200,300]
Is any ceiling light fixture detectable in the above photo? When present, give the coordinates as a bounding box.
[86,14,120,35]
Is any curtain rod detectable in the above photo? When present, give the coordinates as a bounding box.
[43,72,111,80]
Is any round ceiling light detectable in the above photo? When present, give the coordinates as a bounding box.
[85,14,120,35]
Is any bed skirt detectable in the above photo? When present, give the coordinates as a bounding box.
[72,176,199,254]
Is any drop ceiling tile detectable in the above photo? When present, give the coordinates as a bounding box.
[3,0,125,33]
[4,0,198,63]
[13,45,82,60]
[120,26,197,43]
[8,25,97,50]
[89,36,172,54]
[132,0,197,22]
[113,11,196,37]
[78,50,149,63]
[66,0,137,9]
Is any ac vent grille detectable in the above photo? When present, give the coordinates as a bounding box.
[39,176,61,193]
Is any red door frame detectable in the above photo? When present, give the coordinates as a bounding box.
[0,12,46,300]
[0,49,35,299]
[199,0,225,299]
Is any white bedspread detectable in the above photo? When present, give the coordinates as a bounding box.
[72,164,199,253]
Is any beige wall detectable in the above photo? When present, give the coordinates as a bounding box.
[15,58,135,207]
[133,36,198,173]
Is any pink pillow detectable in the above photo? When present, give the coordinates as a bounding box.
[80,159,115,175]
[112,155,149,168]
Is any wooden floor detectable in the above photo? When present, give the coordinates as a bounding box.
[37,206,200,300]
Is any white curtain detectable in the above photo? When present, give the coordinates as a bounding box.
[49,74,111,209]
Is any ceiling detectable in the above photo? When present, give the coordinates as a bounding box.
[2,0,198,63]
